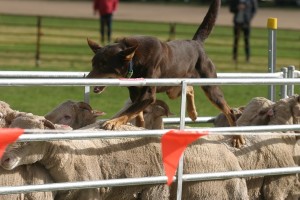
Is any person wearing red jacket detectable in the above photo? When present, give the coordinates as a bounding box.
[93,0,119,44]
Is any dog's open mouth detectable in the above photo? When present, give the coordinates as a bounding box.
[93,86,106,94]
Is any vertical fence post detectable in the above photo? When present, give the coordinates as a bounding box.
[84,86,90,104]
[267,18,277,101]
[35,16,42,67]
[280,67,288,99]
[176,81,187,200]
[287,65,295,97]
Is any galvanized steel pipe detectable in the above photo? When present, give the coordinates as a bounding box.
[1,78,300,86]
[0,167,299,195]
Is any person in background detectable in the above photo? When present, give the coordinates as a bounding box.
[93,0,119,44]
[230,0,258,63]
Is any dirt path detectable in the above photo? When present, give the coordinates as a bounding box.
[0,0,299,29]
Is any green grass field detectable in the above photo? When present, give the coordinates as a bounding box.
[0,14,299,121]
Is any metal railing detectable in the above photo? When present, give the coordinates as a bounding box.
[0,76,299,198]
[0,68,296,103]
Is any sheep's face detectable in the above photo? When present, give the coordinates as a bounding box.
[291,96,300,124]
[45,101,105,129]
[44,100,76,127]
[237,97,274,126]
[269,95,300,125]
[143,100,172,129]
[0,141,44,170]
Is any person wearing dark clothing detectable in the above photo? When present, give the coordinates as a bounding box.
[93,0,119,44]
[230,0,258,63]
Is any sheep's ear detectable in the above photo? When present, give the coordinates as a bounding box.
[266,108,274,117]
[154,100,174,117]
[77,102,92,111]
[238,106,245,112]
[44,119,56,129]
[93,110,106,117]
[87,38,101,54]
[235,112,243,120]
[119,45,138,62]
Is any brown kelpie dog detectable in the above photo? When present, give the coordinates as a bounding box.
[86,0,244,147]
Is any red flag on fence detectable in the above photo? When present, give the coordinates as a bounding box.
[0,128,24,159]
[161,129,208,185]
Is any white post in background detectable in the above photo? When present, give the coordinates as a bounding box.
[281,67,288,99]
[84,86,90,104]
[287,65,295,97]
[267,17,277,101]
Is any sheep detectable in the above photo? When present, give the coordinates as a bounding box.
[217,96,300,200]
[1,128,249,200]
[0,164,55,200]
[235,96,274,126]
[0,114,72,200]
[136,99,173,129]
[212,97,275,128]
[89,99,172,130]
[211,106,244,127]
[10,114,73,130]
[0,100,13,127]
[0,100,31,128]
[44,100,105,129]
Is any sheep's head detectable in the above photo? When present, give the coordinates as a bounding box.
[291,95,300,124]
[269,95,300,125]
[213,107,244,127]
[143,99,173,129]
[0,141,45,170]
[45,100,105,129]
[236,97,274,126]
[1,115,72,170]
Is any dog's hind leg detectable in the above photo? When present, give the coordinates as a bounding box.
[186,86,198,121]
[197,58,245,147]
[166,86,198,121]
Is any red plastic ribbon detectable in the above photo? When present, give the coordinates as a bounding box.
[0,128,24,159]
[161,129,208,185]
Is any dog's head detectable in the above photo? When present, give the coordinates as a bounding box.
[86,38,138,93]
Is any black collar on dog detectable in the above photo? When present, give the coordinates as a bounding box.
[125,60,134,78]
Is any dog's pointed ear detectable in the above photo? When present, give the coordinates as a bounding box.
[119,45,138,61]
[87,38,101,54]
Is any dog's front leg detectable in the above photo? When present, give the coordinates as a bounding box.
[101,86,156,130]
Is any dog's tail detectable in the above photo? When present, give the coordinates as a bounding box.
[192,0,221,41]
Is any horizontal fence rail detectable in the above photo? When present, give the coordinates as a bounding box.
[163,116,215,124]
[1,167,300,195]
[0,71,284,78]
[1,78,300,87]
[15,125,300,142]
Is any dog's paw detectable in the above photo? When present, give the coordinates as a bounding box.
[232,135,246,148]
[188,110,198,122]
[101,117,128,130]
